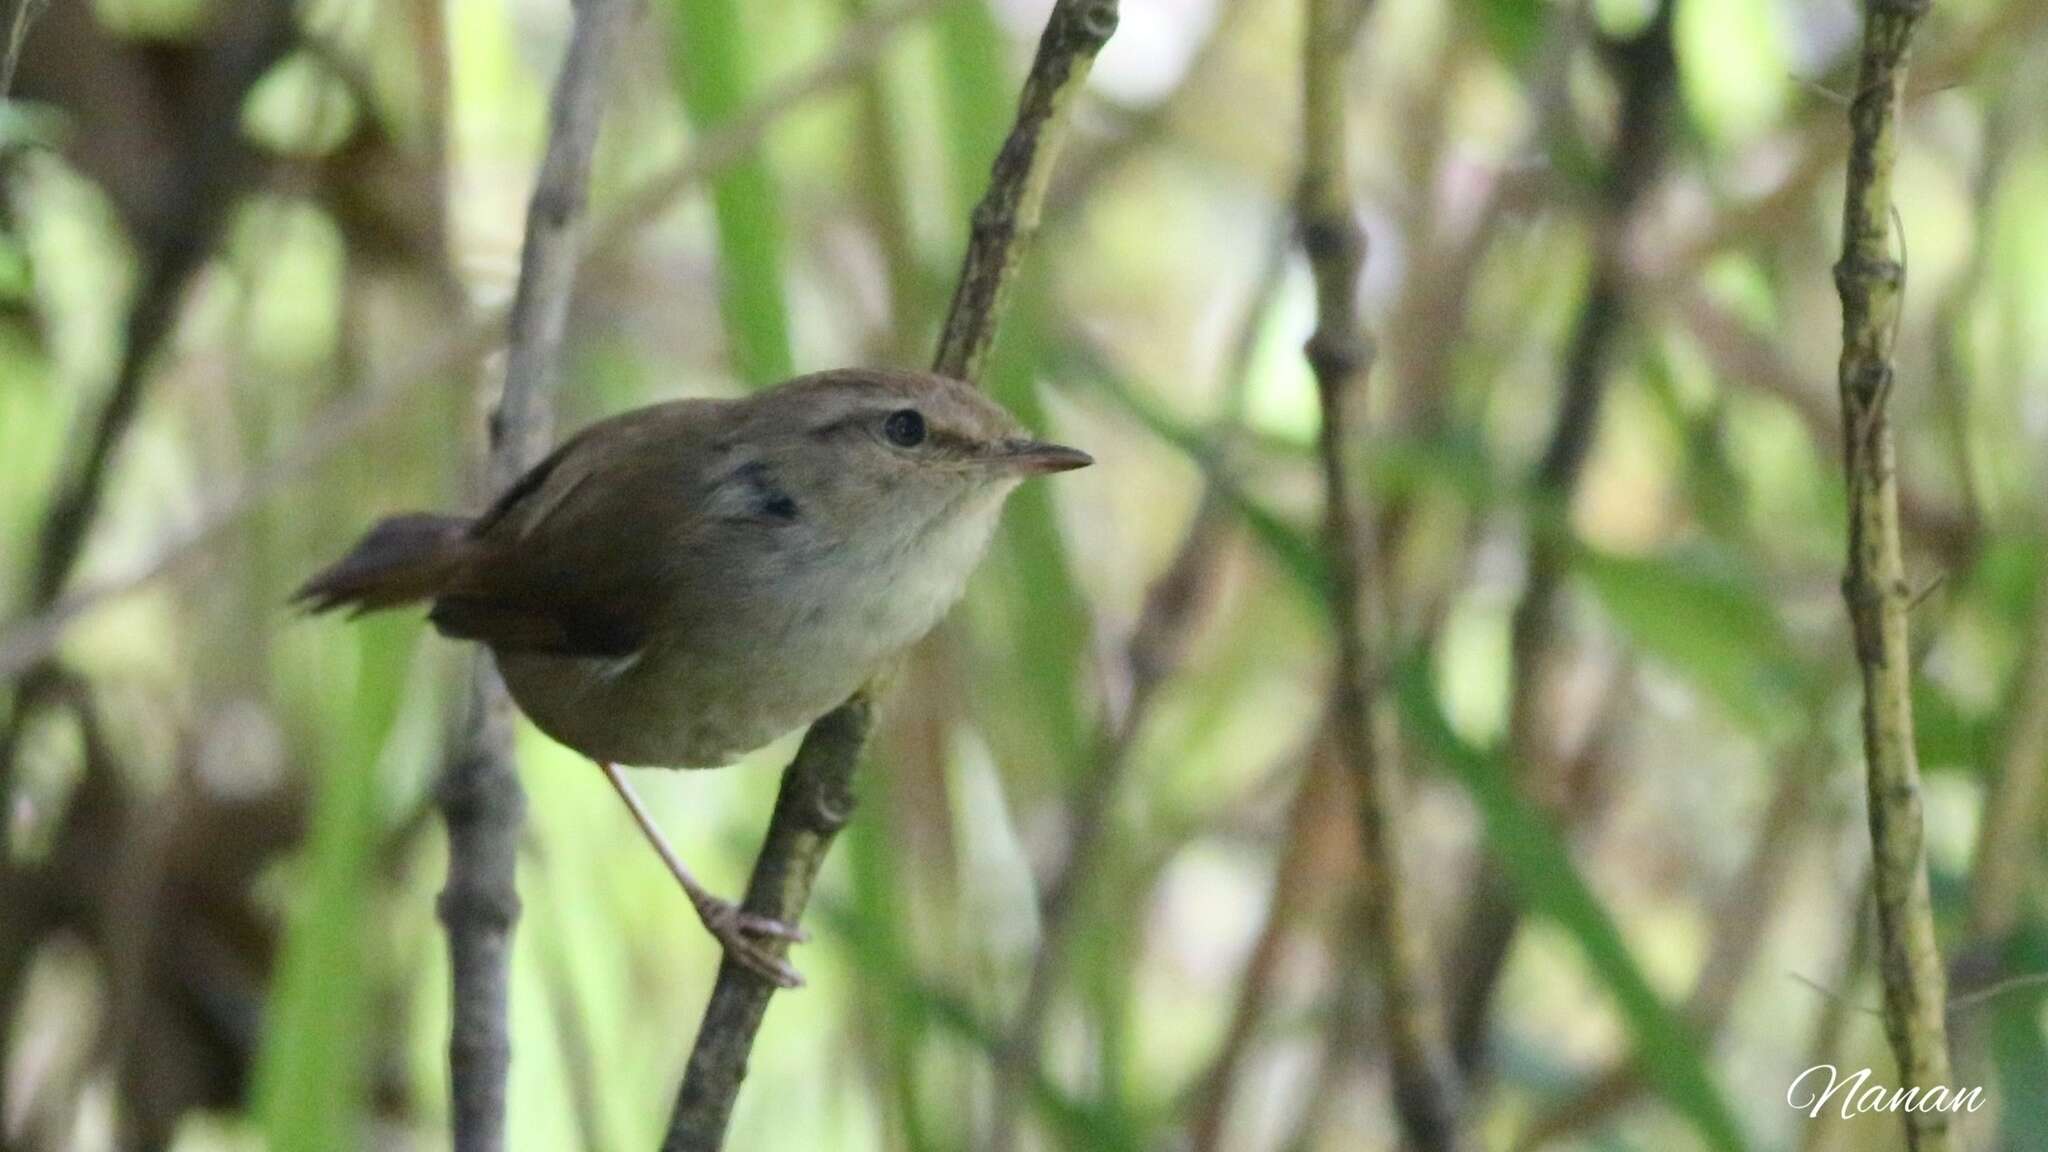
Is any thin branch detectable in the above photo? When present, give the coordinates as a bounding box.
[438,2,636,1149]
[929,0,1119,384]
[1446,1,1678,1073]
[661,3,1120,1149]
[1660,287,1977,559]
[1832,3,1953,1151]
[1297,0,1466,1148]
[0,0,936,684]
[1649,0,2047,283]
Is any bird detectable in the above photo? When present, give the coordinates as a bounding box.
[296,367,1091,985]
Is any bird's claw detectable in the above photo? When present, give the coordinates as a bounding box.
[697,895,808,989]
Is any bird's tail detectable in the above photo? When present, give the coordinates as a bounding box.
[294,513,476,615]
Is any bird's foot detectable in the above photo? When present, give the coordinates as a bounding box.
[694,893,809,989]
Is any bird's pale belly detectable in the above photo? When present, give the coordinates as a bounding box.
[495,485,1006,767]
[496,636,874,769]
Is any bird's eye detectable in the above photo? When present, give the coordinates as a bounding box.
[883,409,927,448]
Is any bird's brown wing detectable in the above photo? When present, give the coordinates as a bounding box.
[430,400,720,658]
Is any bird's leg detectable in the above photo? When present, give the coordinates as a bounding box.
[596,760,809,988]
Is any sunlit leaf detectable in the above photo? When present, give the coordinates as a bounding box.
[255,615,418,1152]
[667,0,794,385]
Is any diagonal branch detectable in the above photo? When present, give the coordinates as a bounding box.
[437,1,637,1149]
[660,3,1120,1149]
[1297,0,1467,1149]
[1831,3,1954,1151]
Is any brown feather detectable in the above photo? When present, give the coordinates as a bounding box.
[293,513,474,614]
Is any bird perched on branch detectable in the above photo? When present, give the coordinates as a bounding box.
[297,367,1091,985]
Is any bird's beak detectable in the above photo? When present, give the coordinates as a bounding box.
[994,439,1093,475]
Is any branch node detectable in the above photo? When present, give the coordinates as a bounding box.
[1305,330,1369,390]
[1299,211,1365,268]
[1834,250,1903,298]
[437,881,523,934]
[1072,0,1119,43]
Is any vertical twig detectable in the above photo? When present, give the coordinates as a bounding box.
[1296,1,1467,1149]
[438,1,636,1149]
[660,3,1119,1149]
[1445,2,1677,1071]
[1832,3,1953,1151]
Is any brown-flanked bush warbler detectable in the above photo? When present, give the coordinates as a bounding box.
[298,368,1091,985]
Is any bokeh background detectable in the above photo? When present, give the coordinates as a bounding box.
[3,0,2047,1149]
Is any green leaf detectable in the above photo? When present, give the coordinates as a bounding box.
[932,0,1012,215]
[1574,542,1806,733]
[1965,529,2045,633]
[1395,660,1750,1152]
[822,898,1146,1152]
[843,800,943,1152]
[667,0,794,385]
[1986,925,2048,1145]
[1464,0,1545,69]
[255,615,418,1152]
[1913,678,1994,775]
[977,286,1090,771]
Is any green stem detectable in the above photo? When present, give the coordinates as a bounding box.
[1297,0,1468,1149]
[1833,3,1954,1151]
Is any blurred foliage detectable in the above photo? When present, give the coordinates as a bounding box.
[3,0,2048,1151]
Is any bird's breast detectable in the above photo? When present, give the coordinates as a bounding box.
[497,493,1007,769]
